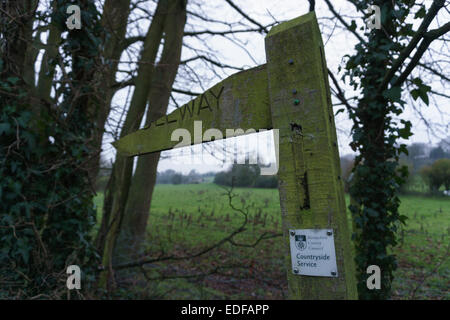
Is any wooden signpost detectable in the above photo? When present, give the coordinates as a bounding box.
[113,12,357,300]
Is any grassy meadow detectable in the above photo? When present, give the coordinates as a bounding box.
[93,183,449,300]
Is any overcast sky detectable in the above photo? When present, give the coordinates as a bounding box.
[101,0,449,174]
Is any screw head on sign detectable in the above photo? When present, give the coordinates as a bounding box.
[290,231,295,236]
[294,269,299,274]
[294,99,300,105]
[327,231,332,236]
[331,271,337,276]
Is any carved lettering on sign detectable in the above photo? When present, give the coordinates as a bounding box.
[144,86,225,130]
[197,94,212,115]
[180,101,195,121]
[209,86,224,109]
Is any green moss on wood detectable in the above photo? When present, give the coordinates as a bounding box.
[113,65,271,157]
[265,12,357,299]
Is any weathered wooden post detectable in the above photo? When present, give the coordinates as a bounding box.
[113,12,357,299]
[265,12,357,299]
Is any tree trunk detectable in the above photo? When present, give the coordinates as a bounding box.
[86,0,132,255]
[87,0,132,183]
[36,22,62,100]
[1,1,38,82]
[34,0,131,185]
[350,0,399,299]
[97,0,170,290]
[115,0,187,264]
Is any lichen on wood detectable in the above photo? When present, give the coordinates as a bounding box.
[113,65,271,157]
[265,12,357,299]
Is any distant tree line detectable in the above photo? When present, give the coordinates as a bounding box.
[420,159,450,192]
[156,169,215,185]
[398,139,450,193]
[340,137,450,194]
[214,164,278,188]
[401,141,450,174]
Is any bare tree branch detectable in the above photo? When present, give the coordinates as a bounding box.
[395,22,450,87]
[379,0,447,91]
[223,0,269,34]
[328,69,356,112]
[323,0,367,45]
[113,187,281,270]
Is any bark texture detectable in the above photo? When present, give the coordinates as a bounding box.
[115,0,187,264]
[97,0,172,290]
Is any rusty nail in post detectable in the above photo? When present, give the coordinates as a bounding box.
[294,99,300,105]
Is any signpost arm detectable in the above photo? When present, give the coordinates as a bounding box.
[265,12,357,299]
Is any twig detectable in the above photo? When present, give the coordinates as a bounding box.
[409,244,449,299]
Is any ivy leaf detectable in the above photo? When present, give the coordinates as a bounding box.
[411,88,420,100]
[22,131,36,150]
[383,86,402,102]
[414,6,426,19]
[411,78,431,105]
[419,90,429,105]
[7,77,20,85]
[399,215,408,224]
[365,208,379,218]
[398,144,408,156]
[0,123,11,135]
[16,238,29,264]
[418,84,431,106]
[398,120,412,139]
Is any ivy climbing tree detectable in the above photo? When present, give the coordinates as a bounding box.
[324,0,450,299]
[0,1,103,298]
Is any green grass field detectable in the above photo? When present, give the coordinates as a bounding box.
[94,183,449,299]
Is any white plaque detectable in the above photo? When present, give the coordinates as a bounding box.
[289,229,338,277]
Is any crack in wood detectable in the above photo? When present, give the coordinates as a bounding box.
[300,171,310,210]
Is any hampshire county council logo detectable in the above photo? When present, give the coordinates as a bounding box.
[295,235,307,251]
